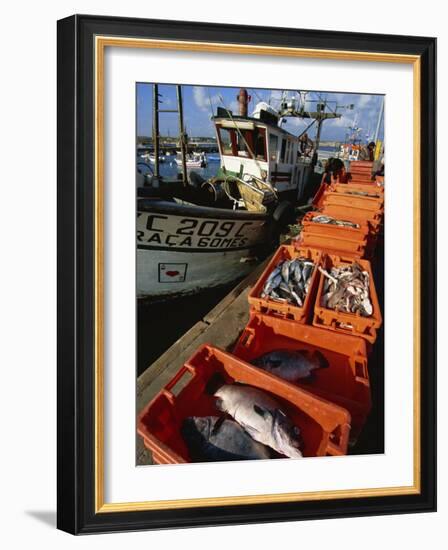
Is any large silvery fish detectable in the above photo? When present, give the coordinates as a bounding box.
[181,416,272,462]
[214,385,303,459]
[252,349,329,382]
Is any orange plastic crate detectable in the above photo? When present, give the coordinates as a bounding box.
[248,245,322,322]
[323,191,384,213]
[312,181,329,208]
[321,204,383,232]
[330,182,385,197]
[300,212,370,258]
[302,211,371,238]
[297,231,367,259]
[348,161,374,182]
[234,313,371,439]
[137,344,351,462]
[313,254,382,344]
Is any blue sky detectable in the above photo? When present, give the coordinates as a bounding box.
[137,83,384,143]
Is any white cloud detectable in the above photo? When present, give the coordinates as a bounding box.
[228,99,239,113]
[192,86,210,111]
[357,95,376,109]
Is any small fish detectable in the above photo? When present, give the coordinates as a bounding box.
[263,273,283,295]
[301,261,314,282]
[279,281,292,295]
[312,215,333,224]
[181,416,272,462]
[290,288,303,306]
[344,190,380,198]
[260,257,315,308]
[253,349,329,382]
[281,259,291,283]
[312,214,359,229]
[265,264,282,285]
[214,385,303,459]
[292,260,303,283]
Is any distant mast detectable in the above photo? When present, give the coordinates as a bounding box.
[152,84,160,180]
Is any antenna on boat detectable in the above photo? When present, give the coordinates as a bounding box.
[176,85,188,186]
[152,84,161,183]
[373,96,384,145]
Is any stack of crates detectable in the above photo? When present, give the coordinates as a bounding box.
[137,159,385,463]
[297,160,384,260]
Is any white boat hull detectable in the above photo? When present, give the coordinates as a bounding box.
[175,159,205,168]
[137,247,261,298]
[137,202,271,299]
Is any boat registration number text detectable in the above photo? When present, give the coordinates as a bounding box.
[137,213,263,250]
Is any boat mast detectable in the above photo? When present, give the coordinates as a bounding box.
[152,84,160,180]
[278,93,341,162]
[373,96,384,145]
[177,85,188,186]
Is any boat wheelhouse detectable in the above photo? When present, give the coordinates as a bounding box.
[212,106,313,200]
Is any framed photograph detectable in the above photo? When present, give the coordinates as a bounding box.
[57,14,436,534]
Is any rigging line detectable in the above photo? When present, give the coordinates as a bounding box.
[249,88,264,104]
[206,88,215,118]
[316,92,335,114]
[218,94,256,161]
[217,95,269,186]
[297,119,317,139]
[291,89,317,121]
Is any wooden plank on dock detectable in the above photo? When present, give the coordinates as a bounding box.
[137,320,209,398]
[202,260,267,324]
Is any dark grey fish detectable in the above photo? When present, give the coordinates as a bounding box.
[262,273,283,296]
[261,257,315,308]
[265,264,282,285]
[253,349,329,382]
[292,260,303,283]
[181,416,272,462]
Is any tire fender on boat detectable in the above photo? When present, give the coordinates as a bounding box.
[273,200,295,227]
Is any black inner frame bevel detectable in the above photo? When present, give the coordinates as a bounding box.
[57,14,436,534]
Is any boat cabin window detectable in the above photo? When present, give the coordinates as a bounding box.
[218,127,238,156]
[288,141,295,164]
[254,128,267,161]
[280,138,287,163]
[269,133,278,162]
[217,125,267,161]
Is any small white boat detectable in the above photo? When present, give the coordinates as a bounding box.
[143,152,166,164]
[175,151,207,168]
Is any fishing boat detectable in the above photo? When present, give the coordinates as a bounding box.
[137,86,339,299]
[174,151,207,168]
[147,152,166,164]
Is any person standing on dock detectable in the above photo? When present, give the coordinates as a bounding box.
[322,158,349,184]
[359,141,376,161]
